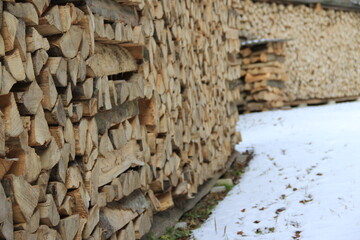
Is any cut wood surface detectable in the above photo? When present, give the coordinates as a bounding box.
[0,0,241,238]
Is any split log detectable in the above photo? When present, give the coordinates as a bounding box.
[1,11,18,52]
[8,148,42,183]
[49,25,84,59]
[38,194,60,227]
[86,43,137,77]
[46,57,68,87]
[37,138,61,170]
[99,190,147,238]
[6,2,39,26]
[14,209,40,233]
[85,0,139,26]
[2,174,39,223]
[57,214,80,240]
[26,27,50,53]
[14,81,43,115]
[38,67,58,111]
[29,106,52,147]
[24,0,50,16]
[4,48,26,81]
[0,93,24,138]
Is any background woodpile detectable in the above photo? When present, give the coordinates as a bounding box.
[240,41,287,112]
[0,0,242,239]
[236,0,360,101]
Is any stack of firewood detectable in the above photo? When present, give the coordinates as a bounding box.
[0,0,242,239]
[239,40,288,112]
[237,0,360,101]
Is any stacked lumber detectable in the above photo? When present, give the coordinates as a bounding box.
[236,0,360,101]
[239,40,288,112]
[0,0,242,239]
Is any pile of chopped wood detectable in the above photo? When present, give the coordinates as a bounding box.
[236,0,360,101]
[239,41,288,112]
[0,0,242,239]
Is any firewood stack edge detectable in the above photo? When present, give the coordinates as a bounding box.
[0,0,242,239]
[236,0,360,101]
[239,40,288,112]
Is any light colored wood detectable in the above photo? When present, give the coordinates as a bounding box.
[0,198,13,240]
[86,43,137,77]
[4,48,25,81]
[134,210,152,239]
[65,165,83,189]
[71,103,83,123]
[29,105,52,147]
[58,4,72,33]
[26,27,50,53]
[47,182,67,207]
[0,65,16,95]
[52,143,71,183]
[67,56,79,86]
[59,196,75,217]
[37,137,61,170]
[32,49,48,76]
[38,67,58,111]
[49,25,83,59]
[109,123,127,150]
[6,2,39,26]
[57,214,80,240]
[67,185,89,218]
[85,0,139,26]
[25,53,36,82]
[35,5,63,36]
[1,11,18,52]
[94,100,139,134]
[14,209,40,233]
[8,147,42,183]
[36,170,50,203]
[97,140,144,187]
[82,205,99,239]
[0,182,9,223]
[74,118,88,156]
[73,78,93,100]
[14,19,26,62]
[117,221,135,240]
[36,225,58,240]
[156,191,174,212]
[46,57,67,87]
[44,96,67,126]
[0,93,24,138]
[0,112,5,158]
[0,34,4,57]
[98,190,147,239]
[38,194,60,227]
[2,174,39,223]
[24,0,50,16]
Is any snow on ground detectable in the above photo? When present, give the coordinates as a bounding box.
[192,102,360,240]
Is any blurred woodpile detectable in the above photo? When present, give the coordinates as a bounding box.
[236,0,360,101]
[239,40,288,112]
[0,0,242,239]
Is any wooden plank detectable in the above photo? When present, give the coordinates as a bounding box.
[256,0,360,12]
[285,95,360,106]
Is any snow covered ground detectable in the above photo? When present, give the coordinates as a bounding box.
[192,102,360,240]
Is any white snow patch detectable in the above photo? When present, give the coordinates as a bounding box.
[192,102,360,240]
